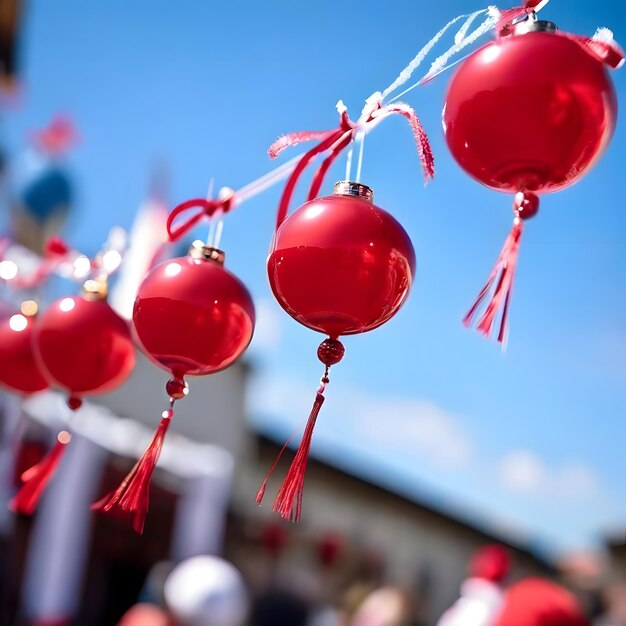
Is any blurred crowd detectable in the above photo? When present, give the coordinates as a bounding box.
[113,543,626,626]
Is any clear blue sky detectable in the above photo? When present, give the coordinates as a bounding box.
[4,0,626,555]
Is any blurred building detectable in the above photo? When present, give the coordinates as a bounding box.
[0,351,556,625]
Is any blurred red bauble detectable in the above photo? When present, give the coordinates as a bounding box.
[268,181,415,338]
[444,23,617,194]
[34,280,135,406]
[469,544,510,583]
[133,243,255,381]
[0,302,48,394]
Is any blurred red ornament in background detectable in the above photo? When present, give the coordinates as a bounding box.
[443,18,620,342]
[94,239,254,534]
[469,544,511,583]
[259,181,415,522]
[491,577,588,626]
[34,283,135,408]
[0,302,48,394]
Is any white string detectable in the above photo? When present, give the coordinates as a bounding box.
[355,131,366,183]
[381,6,499,101]
[213,217,224,249]
[345,143,354,181]
[234,153,303,205]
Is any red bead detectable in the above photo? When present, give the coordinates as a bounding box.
[444,30,617,194]
[67,396,83,411]
[165,377,188,400]
[0,313,49,394]
[133,256,255,378]
[161,409,174,419]
[317,338,345,366]
[513,191,540,220]
[268,193,415,337]
[34,297,135,397]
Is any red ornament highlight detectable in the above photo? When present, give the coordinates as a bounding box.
[443,18,620,341]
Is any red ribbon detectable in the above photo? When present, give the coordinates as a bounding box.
[166,194,235,242]
[270,96,434,229]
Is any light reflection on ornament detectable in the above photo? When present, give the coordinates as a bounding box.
[165,262,182,277]
[59,298,76,312]
[0,260,18,280]
[9,314,28,332]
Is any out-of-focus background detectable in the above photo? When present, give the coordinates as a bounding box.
[0,0,626,625]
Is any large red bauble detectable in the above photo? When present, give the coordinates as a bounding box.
[0,309,49,394]
[268,182,416,337]
[34,293,135,400]
[132,248,255,380]
[443,26,617,194]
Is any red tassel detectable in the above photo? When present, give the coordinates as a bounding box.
[463,218,523,344]
[92,412,171,534]
[257,391,325,523]
[10,431,72,515]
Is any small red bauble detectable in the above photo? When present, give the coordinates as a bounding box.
[259,181,415,522]
[34,280,135,406]
[268,181,415,338]
[0,302,48,394]
[443,19,620,342]
[94,241,255,534]
[133,244,255,381]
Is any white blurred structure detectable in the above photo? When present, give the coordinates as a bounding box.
[164,556,249,626]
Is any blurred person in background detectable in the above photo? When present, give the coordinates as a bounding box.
[594,582,626,626]
[117,603,170,626]
[491,578,589,626]
[159,555,248,626]
[350,586,413,626]
[436,544,510,626]
[249,586,309,626]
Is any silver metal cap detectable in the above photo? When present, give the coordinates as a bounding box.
[333,181,374,203]
[189,240,226,264]
[512,19,557,35]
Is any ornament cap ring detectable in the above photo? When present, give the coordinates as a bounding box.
[188,241,226,265]
[82,278,109,301]
[333,181,374,203]
[513,19,557,36]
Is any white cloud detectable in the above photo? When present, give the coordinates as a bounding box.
[251,372,473,472]
[354,398,473,470]
[499,450,601,500]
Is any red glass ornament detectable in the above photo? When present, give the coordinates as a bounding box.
[258,181,415,522]
[34,284,135,405]
[133,247,255,379]
[0,304,48,394]
[94,241,255,534]
[268,182,415,337]
[13,283,134,516]
[443,19,619,341]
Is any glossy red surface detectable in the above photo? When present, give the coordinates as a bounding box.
[34,297,135,396]
[268,193,415,337]
[444,31,617,194]
[133,256,255,378]
[0,313,49,394]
